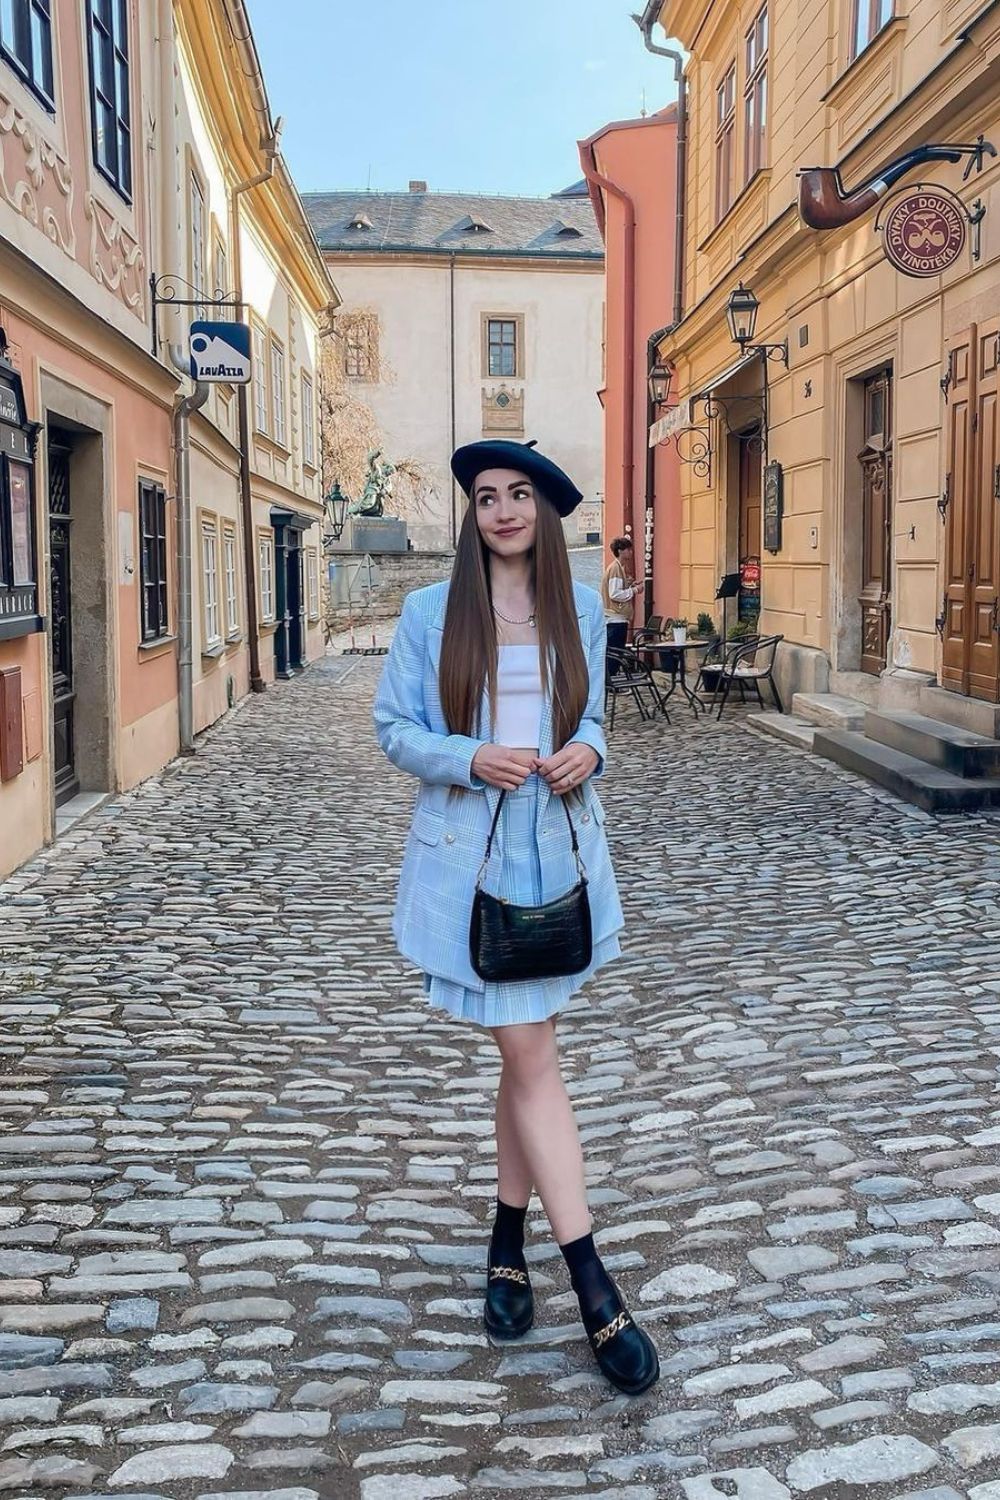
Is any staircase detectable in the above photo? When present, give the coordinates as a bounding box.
[749,693,1000,812]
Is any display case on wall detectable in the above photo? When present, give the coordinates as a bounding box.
[0,343,42,642]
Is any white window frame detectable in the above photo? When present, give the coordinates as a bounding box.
[301,371,315,467]
[189,170,207,299]
[258,529,275,623]
[252,321,268,434]
[270,337,287,448]
[201,515,221,649]
[306,547,320,620]
[223,521,239,638]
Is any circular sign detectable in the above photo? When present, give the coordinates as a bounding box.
[883,192,966,277]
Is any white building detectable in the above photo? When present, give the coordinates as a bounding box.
[304,184,605,551]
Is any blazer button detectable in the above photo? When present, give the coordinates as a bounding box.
[444,833,455,844]
[582,812,591,824]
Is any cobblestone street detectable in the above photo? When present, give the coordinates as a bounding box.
[3,647,1000,1500]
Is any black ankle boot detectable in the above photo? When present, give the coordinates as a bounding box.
[484,1200,534,1341]
[560,1231,659,1396]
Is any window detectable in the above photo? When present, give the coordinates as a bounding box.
[258,530,274,623]
[138,478,168,643]
[744,6,768,182]
[252,322,268,434]
[306,547,319,620]
[212,233,229,316]
[852,0,893,58]
[715,63,736,221]
[222,522,238,638]
[270,339,287,448]
[343,314,377,380]
[189,171,206,300]
[301,372,315,467]
[200,515,220,648]
[487,319,517,378]
[0,0,54,109]
[86,0,132,200]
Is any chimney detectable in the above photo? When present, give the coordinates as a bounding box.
[409,180,427,193]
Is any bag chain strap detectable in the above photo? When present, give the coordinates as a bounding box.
[475,790,587,892]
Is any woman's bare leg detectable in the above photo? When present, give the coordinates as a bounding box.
[490,1019,590,1244]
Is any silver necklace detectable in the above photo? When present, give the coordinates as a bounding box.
[492,602,536,628]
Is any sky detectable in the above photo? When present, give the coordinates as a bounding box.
[244,0,679,199]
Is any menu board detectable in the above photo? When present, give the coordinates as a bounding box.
[763,462,783,553]
[739,555,761,622]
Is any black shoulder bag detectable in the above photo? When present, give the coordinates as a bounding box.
[469,792,593,983]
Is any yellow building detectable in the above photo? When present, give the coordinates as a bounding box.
[644,0,1000,722]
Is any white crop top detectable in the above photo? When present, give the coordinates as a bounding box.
[494,644,543,748]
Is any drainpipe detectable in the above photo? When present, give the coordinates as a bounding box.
[635,3,687,330]
[168,346,209,753]
[579,146,637,542]
[230,127,282,694]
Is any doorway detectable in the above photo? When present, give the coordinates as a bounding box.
[738,428,762,624]
[47,432,77,805]
[941,321,1000,702]
[272,510,307,678]
[857,369,893,675]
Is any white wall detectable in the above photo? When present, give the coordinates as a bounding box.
[327,256,604,551]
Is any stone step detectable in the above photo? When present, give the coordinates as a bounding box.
[919,684,1000,740]
[791,692,867,730]
[747,712,816,751]
[864,710,1000,779]
[814,729,1000,813]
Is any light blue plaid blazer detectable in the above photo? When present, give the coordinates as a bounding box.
[373,579,625,990]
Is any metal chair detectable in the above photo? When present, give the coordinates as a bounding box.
[693,634,758,701]
[632,615,665,649]
[706,634,784,719]
[604,647,670,730]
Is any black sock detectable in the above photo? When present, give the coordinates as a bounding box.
[560,1231,619,1319]
[489,1198,528,1271]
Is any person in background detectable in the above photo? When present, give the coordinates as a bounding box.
[601,536,643,652]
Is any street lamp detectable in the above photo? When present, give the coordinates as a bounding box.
[323,481,349,544]
[725,281,788,367]
[648,358,673,408]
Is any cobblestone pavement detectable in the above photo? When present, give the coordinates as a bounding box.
[2,644,1000,1500]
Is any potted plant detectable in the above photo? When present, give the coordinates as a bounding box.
[727,616,759,642]
[696,612,715,639]
[667,617,689,644]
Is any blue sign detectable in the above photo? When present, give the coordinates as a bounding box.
[189,321,252,383]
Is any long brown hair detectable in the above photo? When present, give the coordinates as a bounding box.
[439,491,589,751]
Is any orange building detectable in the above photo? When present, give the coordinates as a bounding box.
[579,107,680,620]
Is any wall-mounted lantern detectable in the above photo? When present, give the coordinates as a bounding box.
[725,282,789,368]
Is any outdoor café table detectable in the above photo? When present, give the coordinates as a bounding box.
[633,638,711,715]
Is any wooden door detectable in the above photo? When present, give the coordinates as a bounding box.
[47,436,78,805]
[941,328,973,691]
[942,322,1000,702]
[969,322,1000,699]
[858,370,893,675]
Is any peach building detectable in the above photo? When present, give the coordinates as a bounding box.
[0,0,335,879]
[579,108,681,621]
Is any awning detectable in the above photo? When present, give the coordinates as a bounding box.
[649,351,761,447]
[694,351,760,399]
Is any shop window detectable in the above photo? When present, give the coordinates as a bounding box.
[0,0,54,110]
[86,0,132,201]
[138,478,167,643]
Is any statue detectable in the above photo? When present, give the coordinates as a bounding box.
[348,449,396,518]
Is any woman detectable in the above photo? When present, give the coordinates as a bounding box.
[374,439,659,1396]
[601,535,643,651]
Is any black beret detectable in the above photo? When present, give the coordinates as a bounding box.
[450,439,584,518]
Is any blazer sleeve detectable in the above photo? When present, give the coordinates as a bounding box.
[569,596,608,780]
[373,593,487,789]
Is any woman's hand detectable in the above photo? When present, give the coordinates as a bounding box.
[471,745,534,792]
[534,743,600,796]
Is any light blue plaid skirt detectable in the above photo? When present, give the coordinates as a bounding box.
[423,774,621,1028]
